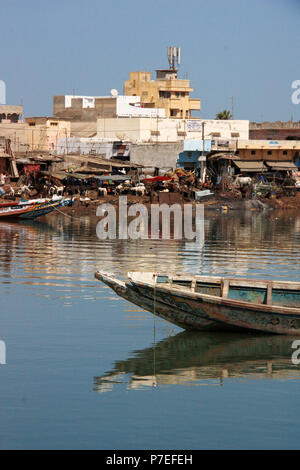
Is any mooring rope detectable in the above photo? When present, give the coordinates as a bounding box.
[52,204,83,220]
[153,274,157,387]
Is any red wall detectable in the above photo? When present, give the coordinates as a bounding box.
[250,129,300,140]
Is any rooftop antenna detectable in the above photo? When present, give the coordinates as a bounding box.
[167,47,180,70]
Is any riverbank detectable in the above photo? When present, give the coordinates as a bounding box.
[50,192,300,217]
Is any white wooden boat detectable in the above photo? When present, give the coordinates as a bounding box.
[95,271,300,334]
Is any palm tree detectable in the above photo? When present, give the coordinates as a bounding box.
[216,110,232,120]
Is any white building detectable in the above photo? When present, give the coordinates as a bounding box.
[186,119,249,141]
[96,117,249,144]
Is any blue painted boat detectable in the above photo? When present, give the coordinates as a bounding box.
[95,271,300,334]
[0,196,72,220]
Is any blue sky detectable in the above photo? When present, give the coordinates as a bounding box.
[1,0,299,121]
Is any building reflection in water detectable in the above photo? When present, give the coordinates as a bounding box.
[0,209,300,297]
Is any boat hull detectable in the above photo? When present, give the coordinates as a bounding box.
[96,272,255,332]
[95,271,300,334]
[133,282,300,334]
[0,198,63,220]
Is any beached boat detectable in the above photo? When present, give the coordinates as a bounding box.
[95,271,300,334]
[0,196,66,220]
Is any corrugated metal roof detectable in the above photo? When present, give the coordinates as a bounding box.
[265,161,297,170]
[234,161,267,172]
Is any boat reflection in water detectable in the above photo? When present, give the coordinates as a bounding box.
[94,332,300,393]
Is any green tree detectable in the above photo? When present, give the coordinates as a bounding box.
[215,110,232,120]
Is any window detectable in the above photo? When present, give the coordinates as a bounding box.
[50,122,58,126]
[251,150,256,155]
[283,150,288,155]
[170,109,177,117]
[29,122,36,126]
[267,150,272,155]
[159,91,171,98]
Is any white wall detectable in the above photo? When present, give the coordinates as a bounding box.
[186,119,249,140]
[64,95,106,108]
[96,117,249,143]
[97,118,186,143]
[116,96,165,118]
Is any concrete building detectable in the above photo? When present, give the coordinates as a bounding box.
[130,142,183,171]
[53,94,165,137]
[237,139,300,161]
[25,117,71,152]
[56,138,130,159]
[124,69,200,119]
[250,121,300,140]
[96,117,249,145]
[0,105,26,152]
[186,119,249,141]
[235,139,300,172]
[56,136,182,172]
[177,139,211,179]
[97,117,186,143]
[0,104,23,123]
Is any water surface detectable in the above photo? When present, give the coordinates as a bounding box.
[1,209,300,449]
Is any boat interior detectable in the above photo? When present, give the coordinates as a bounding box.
[128,272,300,308]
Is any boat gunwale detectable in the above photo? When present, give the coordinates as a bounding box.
[0,198,63,219]
[126,274,300,317]
[128,272,300,291]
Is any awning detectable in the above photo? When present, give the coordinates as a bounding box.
[233,161,267,172]
[142,176,172,183]
[208,153,239,160]
[93,174,130,181]
[41,170,131,182]
[265,161,297,171]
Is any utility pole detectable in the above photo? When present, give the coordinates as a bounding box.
[230,96,234,119]
[65,128,68,155]
[201,121,206,182]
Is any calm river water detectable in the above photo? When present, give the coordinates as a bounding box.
[1,208,300,449]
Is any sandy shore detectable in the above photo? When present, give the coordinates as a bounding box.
[48,193,300,218]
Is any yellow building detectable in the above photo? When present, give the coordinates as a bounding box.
[124,69,200,119]
[25,117,71,152]
[237,139,300,162]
